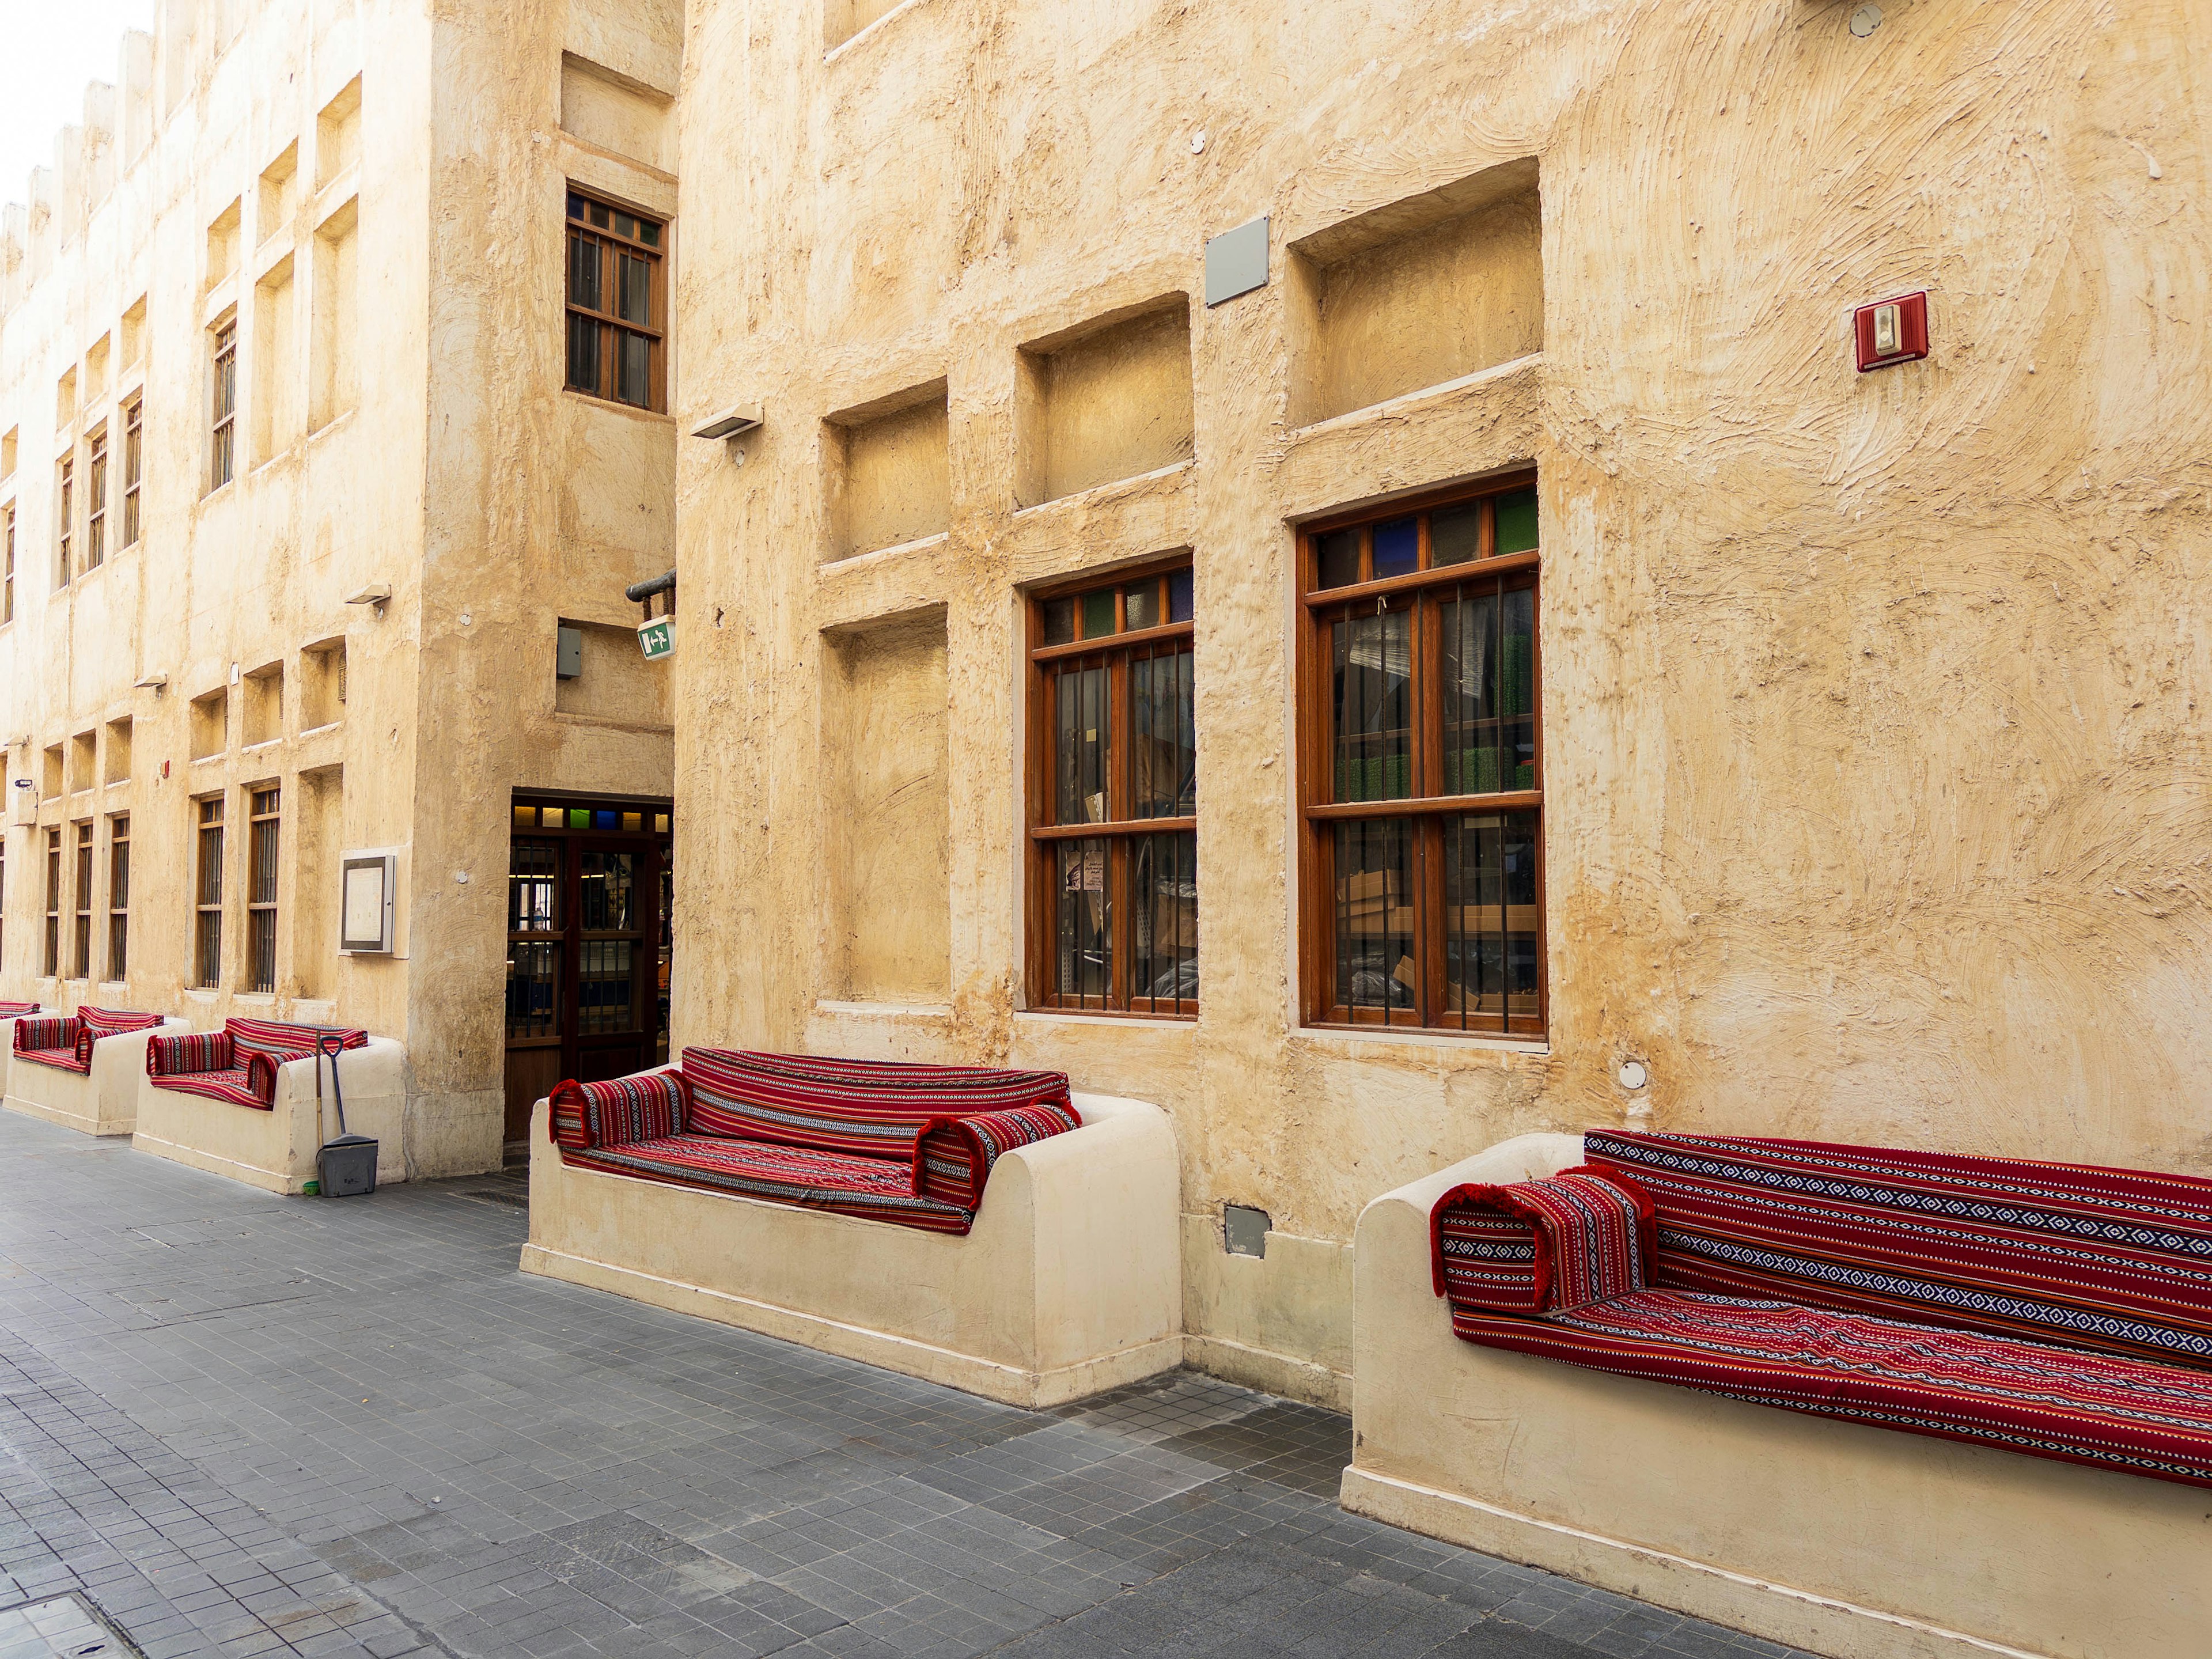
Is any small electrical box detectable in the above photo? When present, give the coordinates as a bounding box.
[1224,1203,1271,1258]
[1855,290,1929,372]
[556,624,584,680]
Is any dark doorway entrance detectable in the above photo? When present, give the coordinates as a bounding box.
[504,796,673,1151]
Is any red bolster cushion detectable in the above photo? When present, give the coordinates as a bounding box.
[549,1070,691,1152]
[14,1017,78,1057]
[147,1031,234,1078]
[913,1100,1084,1209]
[1433,1166,1655,1313]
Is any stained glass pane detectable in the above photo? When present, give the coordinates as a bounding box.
[1167,569,1194,623]
[1316,529,1360,589]
[1372,517,1418,578]
[1043,597,1076,645]
[1125,582,1160,631]
[1081,588,1116,639]
[1432,502,1481,566]
[1495,487,1538,554]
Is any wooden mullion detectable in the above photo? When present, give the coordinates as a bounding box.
[1300,548,1539,610]
[1031,620,1192,665]
[1304,791,1541,821]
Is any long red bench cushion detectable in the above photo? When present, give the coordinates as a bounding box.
[681,1048,1073,1163]
[13,1017,85,1073]
[149,1066,265,1109]
[566,1132,976,1235]
[1453,1289,2212,1490]
[0,1001,41,1019]
[915,1100,1082,1209]
[549,1071,690,1151]
[147,1031,233,1079]
[1433,1169,1654,1312]
[1585,1131,2212,1370]
[146,1032,265,1108]
[74,1007,164,1067]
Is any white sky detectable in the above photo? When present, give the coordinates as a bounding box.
[0,1,160,210]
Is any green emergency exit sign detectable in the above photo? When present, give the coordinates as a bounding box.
[637,617,675,661]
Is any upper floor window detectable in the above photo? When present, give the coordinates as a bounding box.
[1025,561,1198,1017]
[122,397,143,548]
[86,426,107,570]
[1297,477,1546,1038]
[210,321,238,489]
[247,786,280,994]
[195,794,225,988]
[565,191,664,412]
[71,821,92,979]
[56,457,72,586]
[108,815,130,981]
[3,502,14,622]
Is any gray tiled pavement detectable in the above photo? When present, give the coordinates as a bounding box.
[0,1113,1815,1659]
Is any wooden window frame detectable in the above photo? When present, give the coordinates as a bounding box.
[108,815,129,982]
[195,794,225,988]
[3,502,14,622]
[85,426,107,570]
[210,321,237,490]
[70,821,93,979]
[247,786,279,994]
[43,827,60,976]
[563,189,666,414]
[1295,472,1547,1039]
[121,397,142,548]
[1023,552,1199,1019]
[56,456,72,586]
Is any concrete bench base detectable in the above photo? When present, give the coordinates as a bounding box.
[131,1039,407,1194]
[1344,1133,2212,1659]
[3,1020,186,1138]
[522,1090,1183,1407]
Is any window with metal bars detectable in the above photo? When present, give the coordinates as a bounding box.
[3,502,13,622]
[1025,559,1197,1016]
[56,457,71,586]
[121,398,142,548]
[564,191,665,412]
[107,816,129,981]
[195,796,224,988]
[1,841,7,964]
[1298,476,1545,1037]
[247,787,279,994]
[210,321,237,490]
[85,427,107,570]
[506,838,561,1040]
[43,828,59,976]
[71,823,92,978]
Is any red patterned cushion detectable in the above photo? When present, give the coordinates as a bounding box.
[73,1007,164,1069]
[915,1101,1082,1209]
[226,1017,367,1067]
[147,1031,234,1078]
[0,1001,41,1018]
[13,1017,81,1066]
[549,1071,690,1152]
[566,1132,975,1234]
[1453,1289,2212,1490]
[149,1066,265,1109]
[680,1048,1073,1162]
[1585,1132,2212,1369]
[1434,1170,1653,1313]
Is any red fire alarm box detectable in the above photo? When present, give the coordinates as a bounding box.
[1854,291,1929,371]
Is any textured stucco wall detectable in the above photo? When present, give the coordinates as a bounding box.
[671,0,2211,1406]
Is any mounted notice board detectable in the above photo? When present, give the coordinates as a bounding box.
[339,853,397,954]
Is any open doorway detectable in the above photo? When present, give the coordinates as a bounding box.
[503,795,673,1157]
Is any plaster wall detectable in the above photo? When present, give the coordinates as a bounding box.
[0,0,678,1180]
[671,0,2212,1405]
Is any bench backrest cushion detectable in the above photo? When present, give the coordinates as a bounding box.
[1585,1131,2212,1369]
[13,1017,77,1056]
[550,1071,690,1152]
[226,1017,369,1065]
[148,1031,232,1077]
[79,1007,162,1041]
[680,1047,1074,1163]
[0,1001,40,1018]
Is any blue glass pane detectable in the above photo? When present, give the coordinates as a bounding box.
[1168,569,1194,623]
[1373,518,1418,578]
[594,809,617,829]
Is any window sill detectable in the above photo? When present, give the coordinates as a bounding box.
[1013,457,1195,521]
[1287,352,1544,445]
[812,999,953,1021]
[1014,1007,1198,1030]
[820,529,949,574]
[560,388,674,425]
[307,408,358,447]
[1293,1022,1548,1056]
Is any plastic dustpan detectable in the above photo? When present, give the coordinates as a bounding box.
[314,1030,377,1197]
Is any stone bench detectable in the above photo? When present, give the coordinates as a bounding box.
[5,1008,185,1137]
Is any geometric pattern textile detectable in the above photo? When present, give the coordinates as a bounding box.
[1450,1288,2212,1490]
[0,1001,40,1018]
[1432,1169,1652,1312]
[72,1006,164,1067]
[681,1047,1073,1165]
[144,1065,264,1109]
[549,1070,691,1152]
[13,1017,88,1074]
[147,1031,233,1080]
[566,1131,976,1234]
[1584,1131,2212,1370]
[915,1100,1083,1209]
[147,1020,369,1110]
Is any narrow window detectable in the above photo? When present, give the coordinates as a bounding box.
[108,816,130,980]
[3,503,14,622]
[195,796,225,987]
[85,428,107,570]
[564,191,665,412]
[1,839,8,964]
[71,822,93,978]
[210,322,238,489]
[43,828,60,976]
[1298,478,1546,1037]
[506,838,562,1040]
[1025,562,1198,1016]
[247,786,279,994]
[56,457,72,585]
[122,398,143,548]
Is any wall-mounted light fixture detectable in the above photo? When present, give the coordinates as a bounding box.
[133,673,168,694]
[344,583,392,609]
[692,403,762,442]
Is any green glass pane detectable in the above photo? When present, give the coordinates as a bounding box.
[1495,488,1538,554]
[1082,589,1116,638]
[569,808,590,829]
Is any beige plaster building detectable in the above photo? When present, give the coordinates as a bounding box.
[666,0,2212,1408]
[0,0,684,1177]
